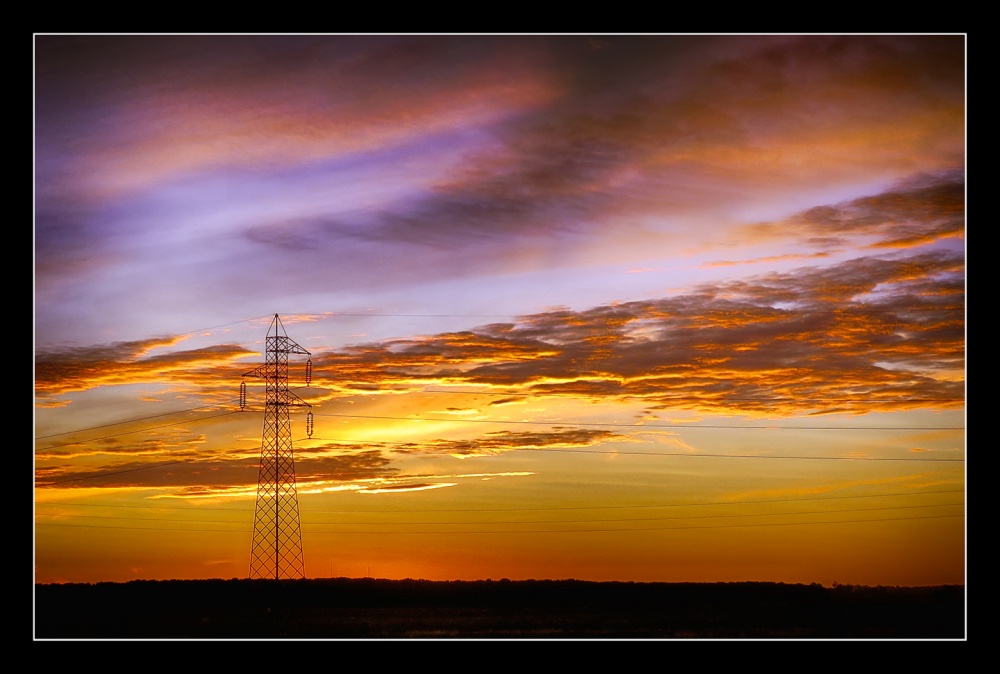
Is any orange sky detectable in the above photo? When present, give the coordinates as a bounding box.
[35,34,965,586]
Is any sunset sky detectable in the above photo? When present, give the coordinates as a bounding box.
[34,34,965,587]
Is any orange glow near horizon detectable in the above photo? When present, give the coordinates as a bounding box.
[35,34,964,588]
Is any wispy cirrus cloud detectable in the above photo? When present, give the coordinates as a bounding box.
[35,35,965,350]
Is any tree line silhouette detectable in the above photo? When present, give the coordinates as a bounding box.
[34,577,965,639]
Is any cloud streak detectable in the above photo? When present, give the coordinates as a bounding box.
[33,35,965,586]
[311,249,963,417]
[34,35,965,347]
[35,337,258,398]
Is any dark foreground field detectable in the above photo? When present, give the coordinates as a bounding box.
[34,577,965,639]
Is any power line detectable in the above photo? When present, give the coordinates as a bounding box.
[34,304,966,359]
[510,444,949,462]
[35,404,231,439]
[294,436,963,462]
[307,513,965,535]
[415,389,966,404]
[34,405,964,457]
[172,315,276,338]
[35,394,965,446]
[36,437,963,485]
[36,434,964,488]
[40,461,188,484]
[509,447,964,462]
[33,488,964,514]
[35,501,964,527]
[35,512,964,535]
[284,306,967,320]
[312,412,964,432]
[34,315,276,353]
[35,410,244,450]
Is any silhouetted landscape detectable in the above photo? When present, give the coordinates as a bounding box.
[34,578,965,639]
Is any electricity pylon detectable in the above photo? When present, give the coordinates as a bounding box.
[241,314,314,580]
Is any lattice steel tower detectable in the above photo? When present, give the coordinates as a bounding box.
[241,314,314,580]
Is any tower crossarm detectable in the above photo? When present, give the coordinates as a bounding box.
[243,364,269,379]
[284,389,312,408]
[273,336,311,357]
